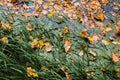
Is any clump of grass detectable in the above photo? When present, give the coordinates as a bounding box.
[0,8,120,80]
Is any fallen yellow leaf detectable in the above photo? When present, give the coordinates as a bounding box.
[95,10,105,21]
[27,67,38,78]
[48,11,54,17]
[101,40,110,45]
[0,37,8,43]
[79,30,88,38]
[112,41,120,45]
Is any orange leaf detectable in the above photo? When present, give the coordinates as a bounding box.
[95,10,105,21]
[112,52,119,62]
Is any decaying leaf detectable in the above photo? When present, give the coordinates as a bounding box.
[112,52,119,62]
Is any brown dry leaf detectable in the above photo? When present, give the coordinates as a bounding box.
[112,52,119,62]
[44,42,52,52]
[64,40,71,53]
[79,50,84,56]
[101,40,110,45]
[105,27,112,32]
